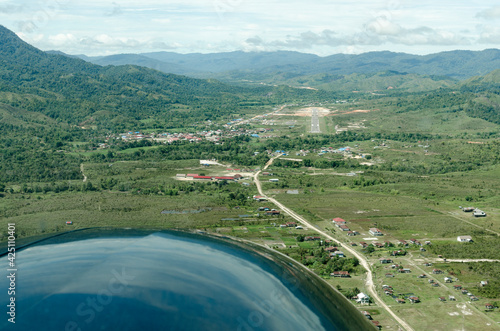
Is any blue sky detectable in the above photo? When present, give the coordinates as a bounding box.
[1,0,499,56]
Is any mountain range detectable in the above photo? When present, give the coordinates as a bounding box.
[0,24,499,132]
[1,25,321,131]
[61,48,500,83]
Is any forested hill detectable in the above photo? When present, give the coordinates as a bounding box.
[77,49,500,81]
[0,25,324,131]
[459,69,500,124]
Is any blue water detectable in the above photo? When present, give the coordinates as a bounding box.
[0,230,372,330]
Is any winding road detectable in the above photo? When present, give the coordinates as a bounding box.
[254,155,414,331]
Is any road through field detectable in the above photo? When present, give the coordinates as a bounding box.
[254,155,414,331]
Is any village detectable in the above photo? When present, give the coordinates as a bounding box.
[208,206,497,331]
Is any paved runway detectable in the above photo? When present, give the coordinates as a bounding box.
[310,108,321,133]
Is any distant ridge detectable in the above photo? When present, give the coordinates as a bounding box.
[71,48,500,81]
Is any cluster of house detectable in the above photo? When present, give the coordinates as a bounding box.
[451,284,480,301]
[398,238,431,247]
[277,222,304,229]
[382,285,420,304]
[325,246,345,258]
[176,173,244,181]
[121,130,223,144]
[462,206,487,217]
[438,295,456,302]
[304,236,322,241]
[117,126,279,145]
[257,207,281,217]
[317,146,352,156]
[332,218,359,236]
[360,311,382,330]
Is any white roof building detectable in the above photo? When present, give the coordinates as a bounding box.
[356,292,370,304]
[457,235,473,242]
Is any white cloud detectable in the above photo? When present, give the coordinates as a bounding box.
[476,6,500,20]
[245,19,471,51]
[478,26,500,44]
[4,0,500,55]
[48,33,76,46]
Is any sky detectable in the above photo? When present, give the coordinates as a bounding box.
[1,0,499,56]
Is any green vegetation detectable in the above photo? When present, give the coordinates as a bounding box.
[1,25,500,331]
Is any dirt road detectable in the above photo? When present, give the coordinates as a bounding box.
[80,164,87,182]
[253,155,414,331]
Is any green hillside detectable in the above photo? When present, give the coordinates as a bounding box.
[0,26,327,131]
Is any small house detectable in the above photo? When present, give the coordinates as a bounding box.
[339,225,350,231]
[355,293,370,304]
[449,296,456,301]
[444,277,453,283]
[331,271,350,278]
[408,296,420,303]
[369,228,383,236]
[215,176,236,181]
[253,195,267,201]
[371,321,382,330]
[457,235,473,242]
[396,298,405,304]
[193,175,212,180]
[485,303,494,310]
[473,209,486,217]
[331,251,345,258]
[379,258,393,264]
[439,297,446,302]
[361,311,372,319]
[332,217,346,226]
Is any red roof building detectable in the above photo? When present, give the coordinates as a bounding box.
[193,176,212,179]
